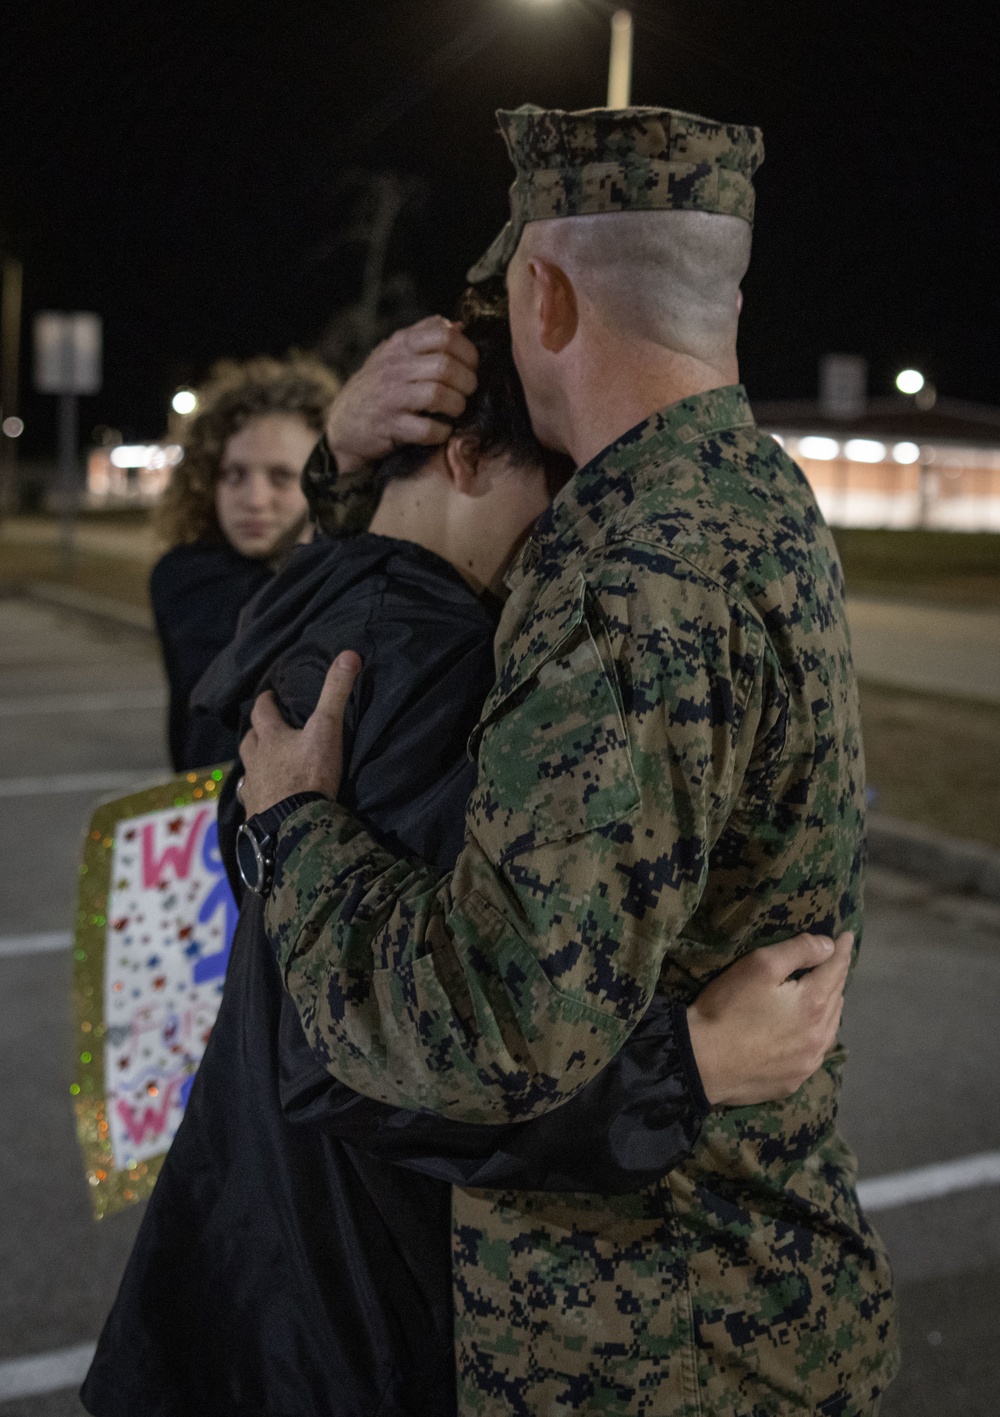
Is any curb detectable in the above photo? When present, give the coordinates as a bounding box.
[22,581,154,633]
[868,813,1000,904]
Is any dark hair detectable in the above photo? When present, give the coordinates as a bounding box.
[376,283,574,492]
[155,354,340,546]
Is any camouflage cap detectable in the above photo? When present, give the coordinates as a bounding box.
[467,104,764,284]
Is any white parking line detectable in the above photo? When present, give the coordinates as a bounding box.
[857,1149,1000,1212]
[0,1341,96,1400]
[0,689,166,717]
[0,769,155,798]
[0,931,71,958]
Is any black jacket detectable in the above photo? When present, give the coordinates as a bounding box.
[83,534,708,1417]
[149,540,272,771]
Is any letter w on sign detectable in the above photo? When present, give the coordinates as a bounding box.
[141,809,209,888]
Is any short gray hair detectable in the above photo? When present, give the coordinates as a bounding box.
[518,209,751,361]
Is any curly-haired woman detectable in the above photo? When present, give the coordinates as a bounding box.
[150,355,340,770]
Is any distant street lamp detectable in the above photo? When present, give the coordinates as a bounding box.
[895,368,925,395]
[896,366,937,412]
[171,388,198,416]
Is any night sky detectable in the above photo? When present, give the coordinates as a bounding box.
[2,0,998,456]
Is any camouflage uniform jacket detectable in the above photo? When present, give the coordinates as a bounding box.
[267,386,898,1415]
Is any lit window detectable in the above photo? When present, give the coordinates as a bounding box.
[798,436,840,461]
[110,445,155,468]
[844,439,887,463]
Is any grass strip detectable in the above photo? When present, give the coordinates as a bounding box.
[861,681,1000,851]
[835,528,1000,605]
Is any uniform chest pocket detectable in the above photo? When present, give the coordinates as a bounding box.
[468,581,640,863]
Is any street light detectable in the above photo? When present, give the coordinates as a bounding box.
[895,368,925,395]
[172,388,198,416]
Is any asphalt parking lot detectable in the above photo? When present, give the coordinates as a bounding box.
[0,593,998,1415]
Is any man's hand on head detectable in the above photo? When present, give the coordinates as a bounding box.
[686,931,855,1108]
[239,653,363,820]
[326,316,479,476]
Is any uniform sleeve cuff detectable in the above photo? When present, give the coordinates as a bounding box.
[247,791,329,843]
[671,998,712,1117]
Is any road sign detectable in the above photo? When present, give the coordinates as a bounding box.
[819,353,867,421]
[33,312,102,395]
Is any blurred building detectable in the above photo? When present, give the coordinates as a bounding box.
[86,442,182,507]
[756,396,1000,532]
[81,391,1000,531]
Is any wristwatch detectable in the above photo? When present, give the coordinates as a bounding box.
[236,792,328,897]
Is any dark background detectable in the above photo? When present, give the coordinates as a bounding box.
[1,0,997,454]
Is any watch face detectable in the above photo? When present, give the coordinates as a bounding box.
[236,822,265,893]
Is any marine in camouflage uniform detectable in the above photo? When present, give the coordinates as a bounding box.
[265,106,898,1414]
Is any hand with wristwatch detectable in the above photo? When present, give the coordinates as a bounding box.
[234,779,328,897]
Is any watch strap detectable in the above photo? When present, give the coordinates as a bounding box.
[246,791,329,842]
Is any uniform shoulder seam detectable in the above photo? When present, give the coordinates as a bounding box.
[603,523,770,648]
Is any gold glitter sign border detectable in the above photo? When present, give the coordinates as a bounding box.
[72,763,232,1221]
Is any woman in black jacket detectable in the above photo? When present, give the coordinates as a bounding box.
[150,355,340,770]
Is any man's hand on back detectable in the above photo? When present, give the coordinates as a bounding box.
[239,652,363,819]
[687,932,854,1107]
[326,316,479,475]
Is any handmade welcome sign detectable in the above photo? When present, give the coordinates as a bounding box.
[72,765,237,1219]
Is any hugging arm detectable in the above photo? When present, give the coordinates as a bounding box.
[242,619,709,1193]
[244,597,852,1129]
[277,988,705,1194]
[242,638,849,1190]
[276,925,848,1192]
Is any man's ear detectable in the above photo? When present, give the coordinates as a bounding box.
[444,433,482,496]
[528,258,577,354]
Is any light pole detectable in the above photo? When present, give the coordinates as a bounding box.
[33,311,103,569]
[0,254,23,516]
[895,369,937,525]
[607,10,633,107]
[520,2,634,107]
